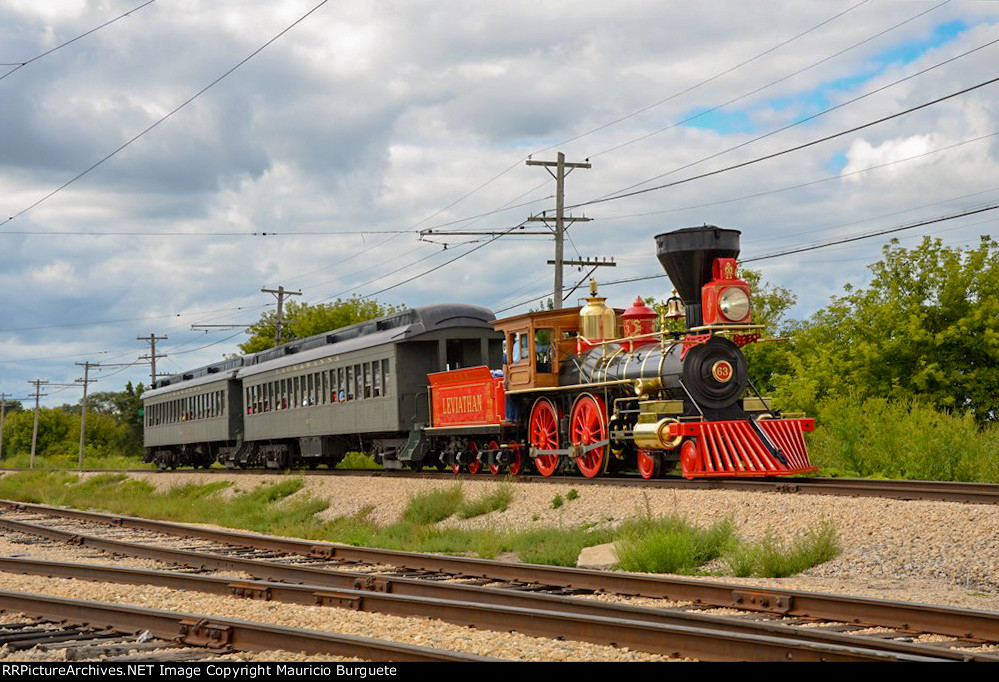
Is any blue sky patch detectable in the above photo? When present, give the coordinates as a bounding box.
[679,106,756,135]
[872,20,970,67]
[681,20,972,136]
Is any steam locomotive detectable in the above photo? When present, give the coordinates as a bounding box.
[143,225,816,479]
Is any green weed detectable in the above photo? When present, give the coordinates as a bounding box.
[615,515,736,574]
[724,521,841,578]
[401,485,464,524]
[457,484,514,519]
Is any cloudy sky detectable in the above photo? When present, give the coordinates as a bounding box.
[1,0,998,406]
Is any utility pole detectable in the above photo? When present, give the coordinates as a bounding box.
[137,333,168,387]
[547,257,617,304]
[261,286,302,346]
[526,152,592,309]
[76,361,99,470]
[27,380,48,469]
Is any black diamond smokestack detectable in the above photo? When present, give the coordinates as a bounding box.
[655,226,741,329]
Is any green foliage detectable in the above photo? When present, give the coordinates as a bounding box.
[401,485,465,524]
[724,521,840,578]
[772,236,999,422]
[566,488,579,501]
[0,472,841,575]
[551,493,564,509]
[737,269,798,393]
[806,395,999,482]
[508,526,615,566]
[0,407,142,464]
[0,473,326,537]
[0,399,24,413]
[239,295,405,354]
[336,452,382,469]
[0,382,146,464]
[457,484,514,519]
[615,515,737,574]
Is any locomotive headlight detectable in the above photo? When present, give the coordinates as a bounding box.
[719,287,750,321]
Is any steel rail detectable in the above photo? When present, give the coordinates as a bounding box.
[0,556,977,662]
[649,476,999,505]
[13,468,998,505]
[0,589,499,661]
[1,504,997,644]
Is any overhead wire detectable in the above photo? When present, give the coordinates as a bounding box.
[350,3,969,301]
[585,0,951,160]
[0,0,160,82]
[0,0,333,231]
[568,67,999,212]
[492,202,999,313]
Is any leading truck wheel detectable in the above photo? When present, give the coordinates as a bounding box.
[570,393,607,479]
[679,438,699,476]
[637,449,662,479]
[529,398,561,477]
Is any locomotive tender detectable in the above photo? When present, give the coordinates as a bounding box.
[144,226,816,479]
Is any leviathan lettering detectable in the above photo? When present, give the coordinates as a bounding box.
[441,393,483,415]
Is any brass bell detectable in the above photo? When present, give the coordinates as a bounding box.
[664,291,684,319]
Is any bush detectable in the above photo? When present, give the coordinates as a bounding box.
[807,396,999,482]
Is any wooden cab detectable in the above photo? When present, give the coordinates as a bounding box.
[493,308,585,392]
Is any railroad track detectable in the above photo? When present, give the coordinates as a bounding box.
[0,591,495,662]
[1,501,996,662]
[14,467,995,506]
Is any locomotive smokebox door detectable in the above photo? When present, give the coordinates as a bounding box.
[655,226,740,328]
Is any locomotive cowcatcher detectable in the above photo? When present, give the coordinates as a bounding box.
[423,225,817,479]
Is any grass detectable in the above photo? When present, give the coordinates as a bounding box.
[0,452,151,470]
[724,521,841,578]
[402,485,465,524]
[615,515,736,574]
[0,471,840,575]
[457,484,514,519]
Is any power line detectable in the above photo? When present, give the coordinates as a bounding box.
[351,2,875,255]
[596,131,999,224]
[0,0,160,82]
[0,0,332,230]
[570,70,999,212]
[585,0,950,160]
[492,202,999,313]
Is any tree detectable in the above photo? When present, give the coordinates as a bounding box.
[771,236,999,421]
[238,295,404,354]
[738,268,798,393]
[1,399,24,413]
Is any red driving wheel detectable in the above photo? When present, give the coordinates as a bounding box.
[529,398,561,477]
[570,393,607,479]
